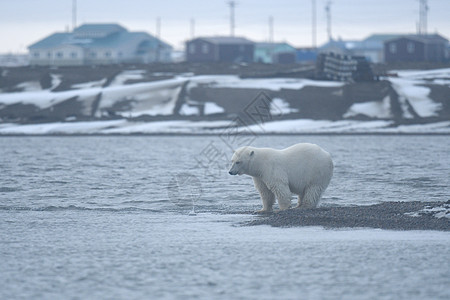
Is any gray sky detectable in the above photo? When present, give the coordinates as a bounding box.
[0,0,449,53]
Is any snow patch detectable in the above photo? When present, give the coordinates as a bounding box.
[389,77,442,118]
[344,96,392,119]
[110,70,146,86]
[71,79,107,89]
[1,119,449,135]
[15,81,42,92]
[204,102,225,115]
[50,74,62,90]
[187,75,344,91]
[270,98,299,116]
[179,103,200,116]
[393,68,450,80]
[405,202,450,219]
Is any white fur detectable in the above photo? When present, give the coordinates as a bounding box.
[229,143,333,212]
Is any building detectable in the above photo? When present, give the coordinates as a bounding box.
[186,37,254,63]
[352,34,402,63]
[28,23,173,66]
[319,35,404,63]
[254,42,296,64]
[319,39,360,55]
[296,48,318,63]
[384,34,448,63]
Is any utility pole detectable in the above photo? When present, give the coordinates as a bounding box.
[72,0,77,31]
[269,16,274,43]
[156,17,161,39]
[156,17,161,62]
[325,1,332,41]
[190,18,195,39]
[418,0,428,35]
[228,1,236,36]
[312,0,317,48]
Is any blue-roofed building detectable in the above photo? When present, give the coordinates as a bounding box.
[296,48,318,63]
[28,23,173,66]
[254,42,296,64]
[352,34,403,63]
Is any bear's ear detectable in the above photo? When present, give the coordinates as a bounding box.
[249,150,254,156]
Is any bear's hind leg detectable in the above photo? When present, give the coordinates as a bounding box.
[253,178,275,213]
[300,185,324,209]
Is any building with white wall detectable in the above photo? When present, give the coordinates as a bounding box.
[29,24,172,66]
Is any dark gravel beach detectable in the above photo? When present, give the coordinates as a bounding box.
[244,201,450,231]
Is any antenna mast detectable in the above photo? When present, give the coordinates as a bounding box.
[190,18,195,39]
[312,0,317,47]
[418,0,428,35]
[325,1,332,41]
[72,0,77,30]
[228,1,236,36]
[156,17,161,39]
[269,16,274,43]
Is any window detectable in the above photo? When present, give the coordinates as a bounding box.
[105,51,111,58]
[47,52,52,58]
[71,52,78,58]
[202,43,209,54]
[389,43,397,54]
[407,42,415,53]
[90,52,97,58]
[56,52,63,58]
[189,44,195,54]
[33,51,40,58]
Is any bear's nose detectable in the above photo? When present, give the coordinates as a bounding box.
[229,171,235,175]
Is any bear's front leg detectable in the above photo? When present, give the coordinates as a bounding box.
[253,177,275,213]
[271,183,292,211]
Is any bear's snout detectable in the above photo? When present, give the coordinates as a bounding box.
[229,170,237,175]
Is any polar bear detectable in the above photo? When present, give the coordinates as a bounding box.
[228,143,333,212]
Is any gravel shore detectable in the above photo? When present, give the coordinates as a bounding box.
[244,201,450,231]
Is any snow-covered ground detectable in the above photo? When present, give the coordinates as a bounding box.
[343,96,392,119]
[0,69,449,134]
[1,119,449,135]
[197,75,345,90]
[387,68,450,118]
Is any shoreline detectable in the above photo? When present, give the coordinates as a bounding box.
[1,132,449,137]
[1,129,449,137]
[243,201,450,231]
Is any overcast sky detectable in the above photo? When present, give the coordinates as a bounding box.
[0,0,449,53]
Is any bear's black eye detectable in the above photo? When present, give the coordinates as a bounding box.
[235,161,240,165]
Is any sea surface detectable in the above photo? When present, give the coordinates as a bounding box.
[0,135,449,299]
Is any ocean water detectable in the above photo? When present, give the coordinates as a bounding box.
[0,135,449,299]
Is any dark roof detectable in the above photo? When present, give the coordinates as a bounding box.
[386,34,448,44]
[363,34,405,43]
[191,36,254,45]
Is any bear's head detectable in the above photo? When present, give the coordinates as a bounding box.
[228,146,255,176]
